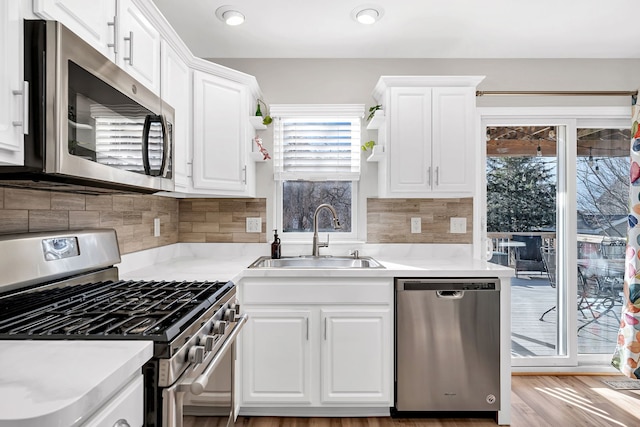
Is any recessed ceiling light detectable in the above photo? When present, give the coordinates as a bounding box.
[215,5,245,26]
[356,9,378,24]
[352,5,384,25]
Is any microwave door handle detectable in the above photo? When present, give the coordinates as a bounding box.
[159,115,170,177]
[142,114,152,175]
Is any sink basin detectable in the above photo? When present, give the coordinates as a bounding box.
[248,255,384,269]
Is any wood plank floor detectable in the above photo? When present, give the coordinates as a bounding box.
[184,375,640,427]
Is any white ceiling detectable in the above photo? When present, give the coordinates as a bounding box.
[151,0,640,59]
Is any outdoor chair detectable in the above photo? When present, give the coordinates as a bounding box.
[513,235,545,277]
[597,237,625,303]
[539,246,615,330]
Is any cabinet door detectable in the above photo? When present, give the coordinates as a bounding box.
[33,0,116,60]
[388,87,432,195]
[321,307,391,404]
[0,0,24,165]
[161,40,190,191]
[117,0,160,94]
[192,70,248,194]
[242,309,312,403]
[432,87,475,193]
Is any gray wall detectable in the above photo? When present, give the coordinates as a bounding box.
[210,58,640,240]
[213,58,640,107]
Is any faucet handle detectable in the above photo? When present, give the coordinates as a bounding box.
[317,233,330,250]
[349,249,359,259]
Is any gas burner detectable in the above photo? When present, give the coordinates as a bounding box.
[0,279,233,342]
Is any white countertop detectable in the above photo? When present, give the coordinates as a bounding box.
[0,341,153,427]
[119,243,514,282]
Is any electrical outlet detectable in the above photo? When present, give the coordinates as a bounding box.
[410,217,421,234]
[246,217,262,233]
[450,217,467,234]
[154,218,161,237]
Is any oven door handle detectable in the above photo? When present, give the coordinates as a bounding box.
[190,313,248,395]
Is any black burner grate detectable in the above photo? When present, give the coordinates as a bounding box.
[0,279,233,342]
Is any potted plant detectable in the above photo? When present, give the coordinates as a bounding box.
[255,99,273,125]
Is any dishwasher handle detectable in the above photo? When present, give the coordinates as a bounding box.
[436,290,464,299]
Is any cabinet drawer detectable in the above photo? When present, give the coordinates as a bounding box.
[241,278,392,305]
[81,374,143,427]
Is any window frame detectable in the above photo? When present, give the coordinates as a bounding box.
[270,104,364,242]
[275,180,359,242]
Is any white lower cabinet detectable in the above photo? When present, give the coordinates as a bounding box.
[239,277,393,412]
[242,309,312,404]
[81,374,143,427]
[243,307,390,406]
[321,308,390,403]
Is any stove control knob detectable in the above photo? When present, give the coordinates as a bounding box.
[230,302,241,313]
[213,320,227,335]
[224,308,236,322]
[199,335,215,352]
[188,345,205,364]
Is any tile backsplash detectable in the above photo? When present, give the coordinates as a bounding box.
[367,198,473,244]
[178,198,267,243]
[0,188,179,254]
[0,187,471,253]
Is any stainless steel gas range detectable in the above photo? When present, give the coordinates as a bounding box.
[0,229,246,427]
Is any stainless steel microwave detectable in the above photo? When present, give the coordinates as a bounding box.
[0,20,174,194]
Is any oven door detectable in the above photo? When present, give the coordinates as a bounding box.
[162,314,247,427]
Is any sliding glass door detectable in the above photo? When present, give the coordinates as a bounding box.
[480,107,630,369]
[575,126,629,358]
[486,123,564,362]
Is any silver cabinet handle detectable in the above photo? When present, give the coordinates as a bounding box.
[12,81,29,135]
[306,317,309,340]
[435,166,439,186]
[427,166,432,186]
[113,419,130,427]
[242,165,247,184]
[107,17,118,54]
[124,31,133,65]
[323,317,327,340]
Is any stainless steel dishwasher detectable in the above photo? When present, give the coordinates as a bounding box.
[394,278,500,413]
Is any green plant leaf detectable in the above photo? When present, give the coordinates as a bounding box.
[367,105,381,121]
[361,140,376,151]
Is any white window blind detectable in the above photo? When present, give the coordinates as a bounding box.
[272,105,364,181]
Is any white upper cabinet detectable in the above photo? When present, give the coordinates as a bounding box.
[369,76,485,198]
[160,40,190,191]
[191,65,260,197]
[116,0,160,95]
[32,0,117,60]
[192,70,248,194]
[29,0,263,196]
[0,0,25,165]
[33,0,161,95]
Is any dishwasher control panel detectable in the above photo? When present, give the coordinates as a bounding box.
[395,278,500,292]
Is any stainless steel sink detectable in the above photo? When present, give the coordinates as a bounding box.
[248,255,384,269]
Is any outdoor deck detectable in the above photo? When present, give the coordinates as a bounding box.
[511,273,623,357]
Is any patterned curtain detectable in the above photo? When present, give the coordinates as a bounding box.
[612,94,640,377]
